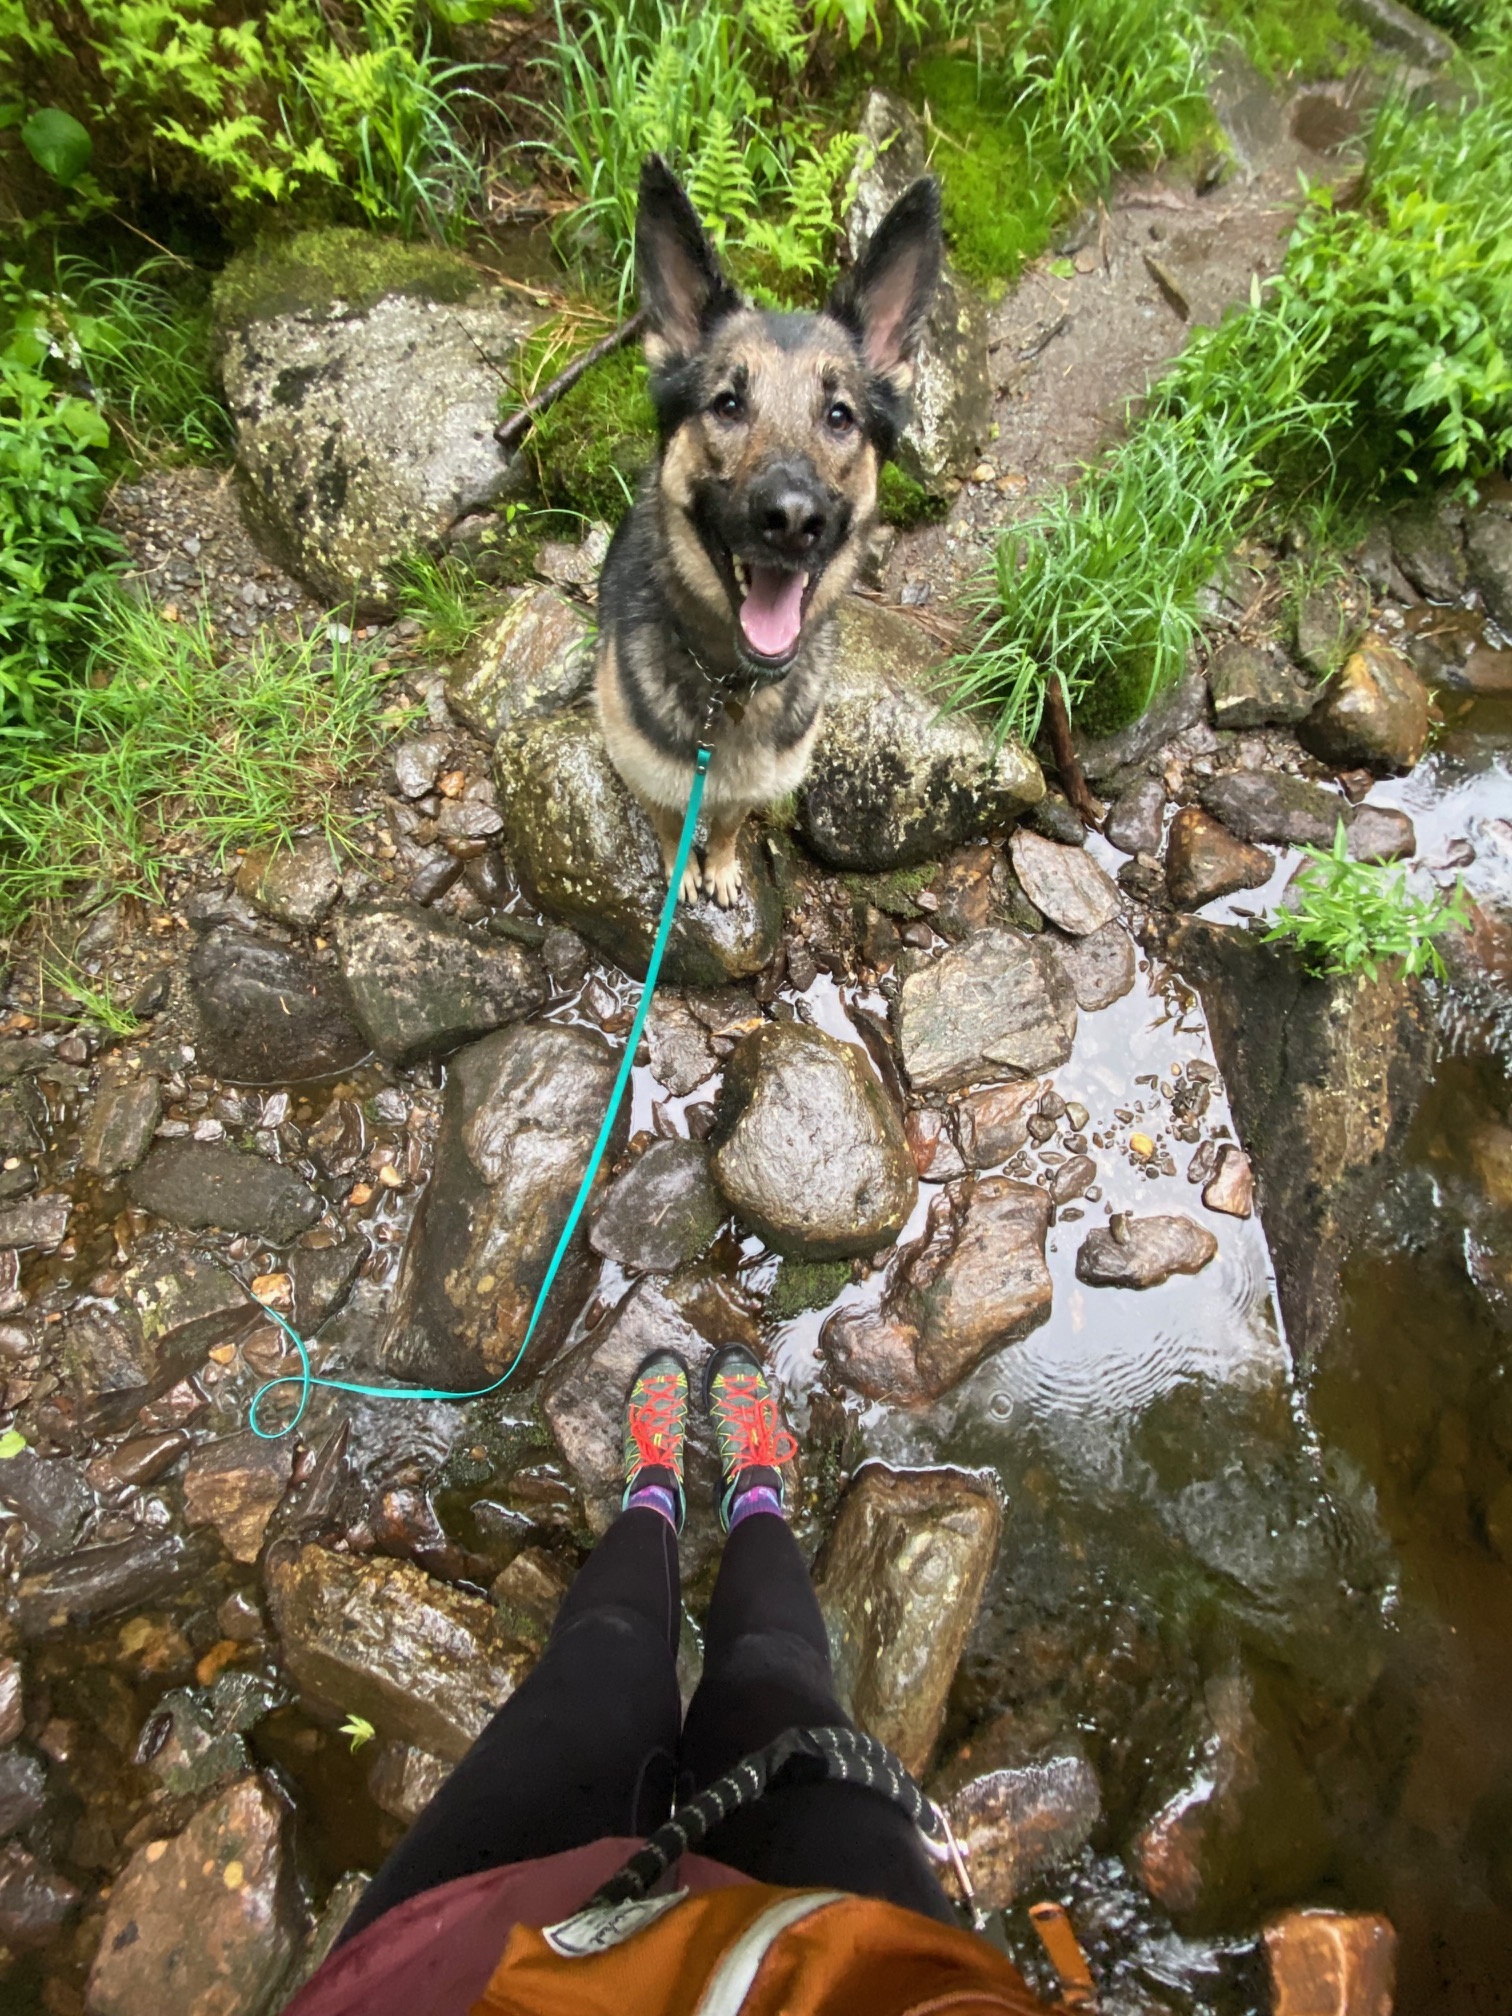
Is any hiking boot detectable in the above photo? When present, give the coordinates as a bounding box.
[703,1344,797,1532]
[622,1349,689,1532]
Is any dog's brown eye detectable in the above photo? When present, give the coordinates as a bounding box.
[711,390,743,421]
[826,400,855,435]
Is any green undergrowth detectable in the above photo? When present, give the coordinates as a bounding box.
[913,0,1211,292]
[954,29,1512,742]
[0,593,404,924]
[1263,825,1471,980]
[1202,0,1372,81]
[877,464,950,528]
[510,324,657,520]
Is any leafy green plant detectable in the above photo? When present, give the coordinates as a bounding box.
[1,0,488,236]
[0,594,403,924]
[0,1429,28,1460]
[340,1713,377,1751]
[1261,825,1471,981]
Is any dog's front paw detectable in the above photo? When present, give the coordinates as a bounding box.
[704,856,744,909]
[678,858,705,906]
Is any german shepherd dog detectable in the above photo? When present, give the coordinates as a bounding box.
[596,155,942,907]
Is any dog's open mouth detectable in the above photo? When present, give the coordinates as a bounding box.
[733,559,811,667]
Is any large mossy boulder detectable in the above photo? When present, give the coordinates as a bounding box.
[215,228,543,610]
[494,710,782,984]
[797,600,1043,872]
[1170,919,1434,1363]
[845,93,992,490]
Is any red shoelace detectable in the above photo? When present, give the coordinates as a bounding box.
[626,1371,687,1476]
[711,1371,797,1474]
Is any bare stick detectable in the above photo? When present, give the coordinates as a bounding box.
[1043,674,1103,830]
[494,311,646,455]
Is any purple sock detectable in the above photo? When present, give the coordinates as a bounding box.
[727,1484,784,1532]
[626,1483,679,1529]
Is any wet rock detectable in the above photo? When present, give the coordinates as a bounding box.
[1103,774,1166,856]
[1074,666,1207,785]
[1009,830,1119,937]
[446,585,594,742]
[289,1238,365,1333]
[1298,636,1430,773]
[590,1138,724,1274]
[1202,1144,1254,1218]
[1466,505,1512,634]
[0,1748,46,1837]
[390,735,449,799]
[377,1024,621,1387]
[266,1544,531,1761]
[1075,1213,1217,1288]
[0,1451,93,1553]
[367,1742,450,1825]
[1046,921,1137,1011]
[646,994,718,1097]
[122,1247,258,1362]
[16,1530,216,1637]
[954,1080,1041,1168]
[80,1070,162,1177]
[0,1194,69,1252]
[1171,919,1433,1355]
[930,1716,1102,1910]
[0,1843,78,1948]
[1199,773,1413,861]
[710,1022,916,1259]
[495,711,781,985]
[1207,640,1317,729]
[0,1660,21,1746]
[234,836,343,930]
[87,1774,298,2016]
[184,1435,295,1564]
[845,94,991,489]
[1165,808,1273,910]
[1341,0,1454,66]
[128,1141,321,1243]
[218,233,540,608]
[797,601,1042,873]
[1263,1909,1397,2016]
[823,1178,1051,1404]
[1023,789,1083,849]
[61,1308,157,1395]
[189,928,367,1084]
[491,1547,573,1643]
[543,1281,718,1540]
[289,1872,369,1995]
[335,903,547,1064]
[1050,1154,1096,1204]
[813,1464,1001,1776]
[1389,498,1466,602]
[1131,1664,1329,1928]
[896,929,1077,1093]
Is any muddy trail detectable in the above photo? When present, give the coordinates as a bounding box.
[4,51,1512,2016]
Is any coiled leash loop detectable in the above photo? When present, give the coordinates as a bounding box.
[583,1724,950,1912]
[245,742,716,1439]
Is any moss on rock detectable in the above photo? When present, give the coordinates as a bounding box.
[517,334,657,520]
[878,464,950,530]
[213,228,480,334]
[766,1256,852,1321]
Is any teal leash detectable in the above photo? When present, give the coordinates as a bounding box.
[247,742,716,1440]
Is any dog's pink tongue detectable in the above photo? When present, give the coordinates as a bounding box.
[739,566,805,657]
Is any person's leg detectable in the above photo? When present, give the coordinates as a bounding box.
[340,1353,692,1943]
[680,1351,954,1923]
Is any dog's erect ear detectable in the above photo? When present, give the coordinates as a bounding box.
[635,155,740,366]
[827,177,942,388]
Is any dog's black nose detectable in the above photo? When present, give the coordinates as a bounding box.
[749,463,828,560]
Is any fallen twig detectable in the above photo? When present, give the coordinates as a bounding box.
[494,311,646,455]
[1042,674,1103,830]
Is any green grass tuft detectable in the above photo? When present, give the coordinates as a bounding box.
[1262,825,1471,981]
[1202,0,1373,80]
[0,594,404,926]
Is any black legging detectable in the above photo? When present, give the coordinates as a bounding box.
[339,1507,953,1944]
